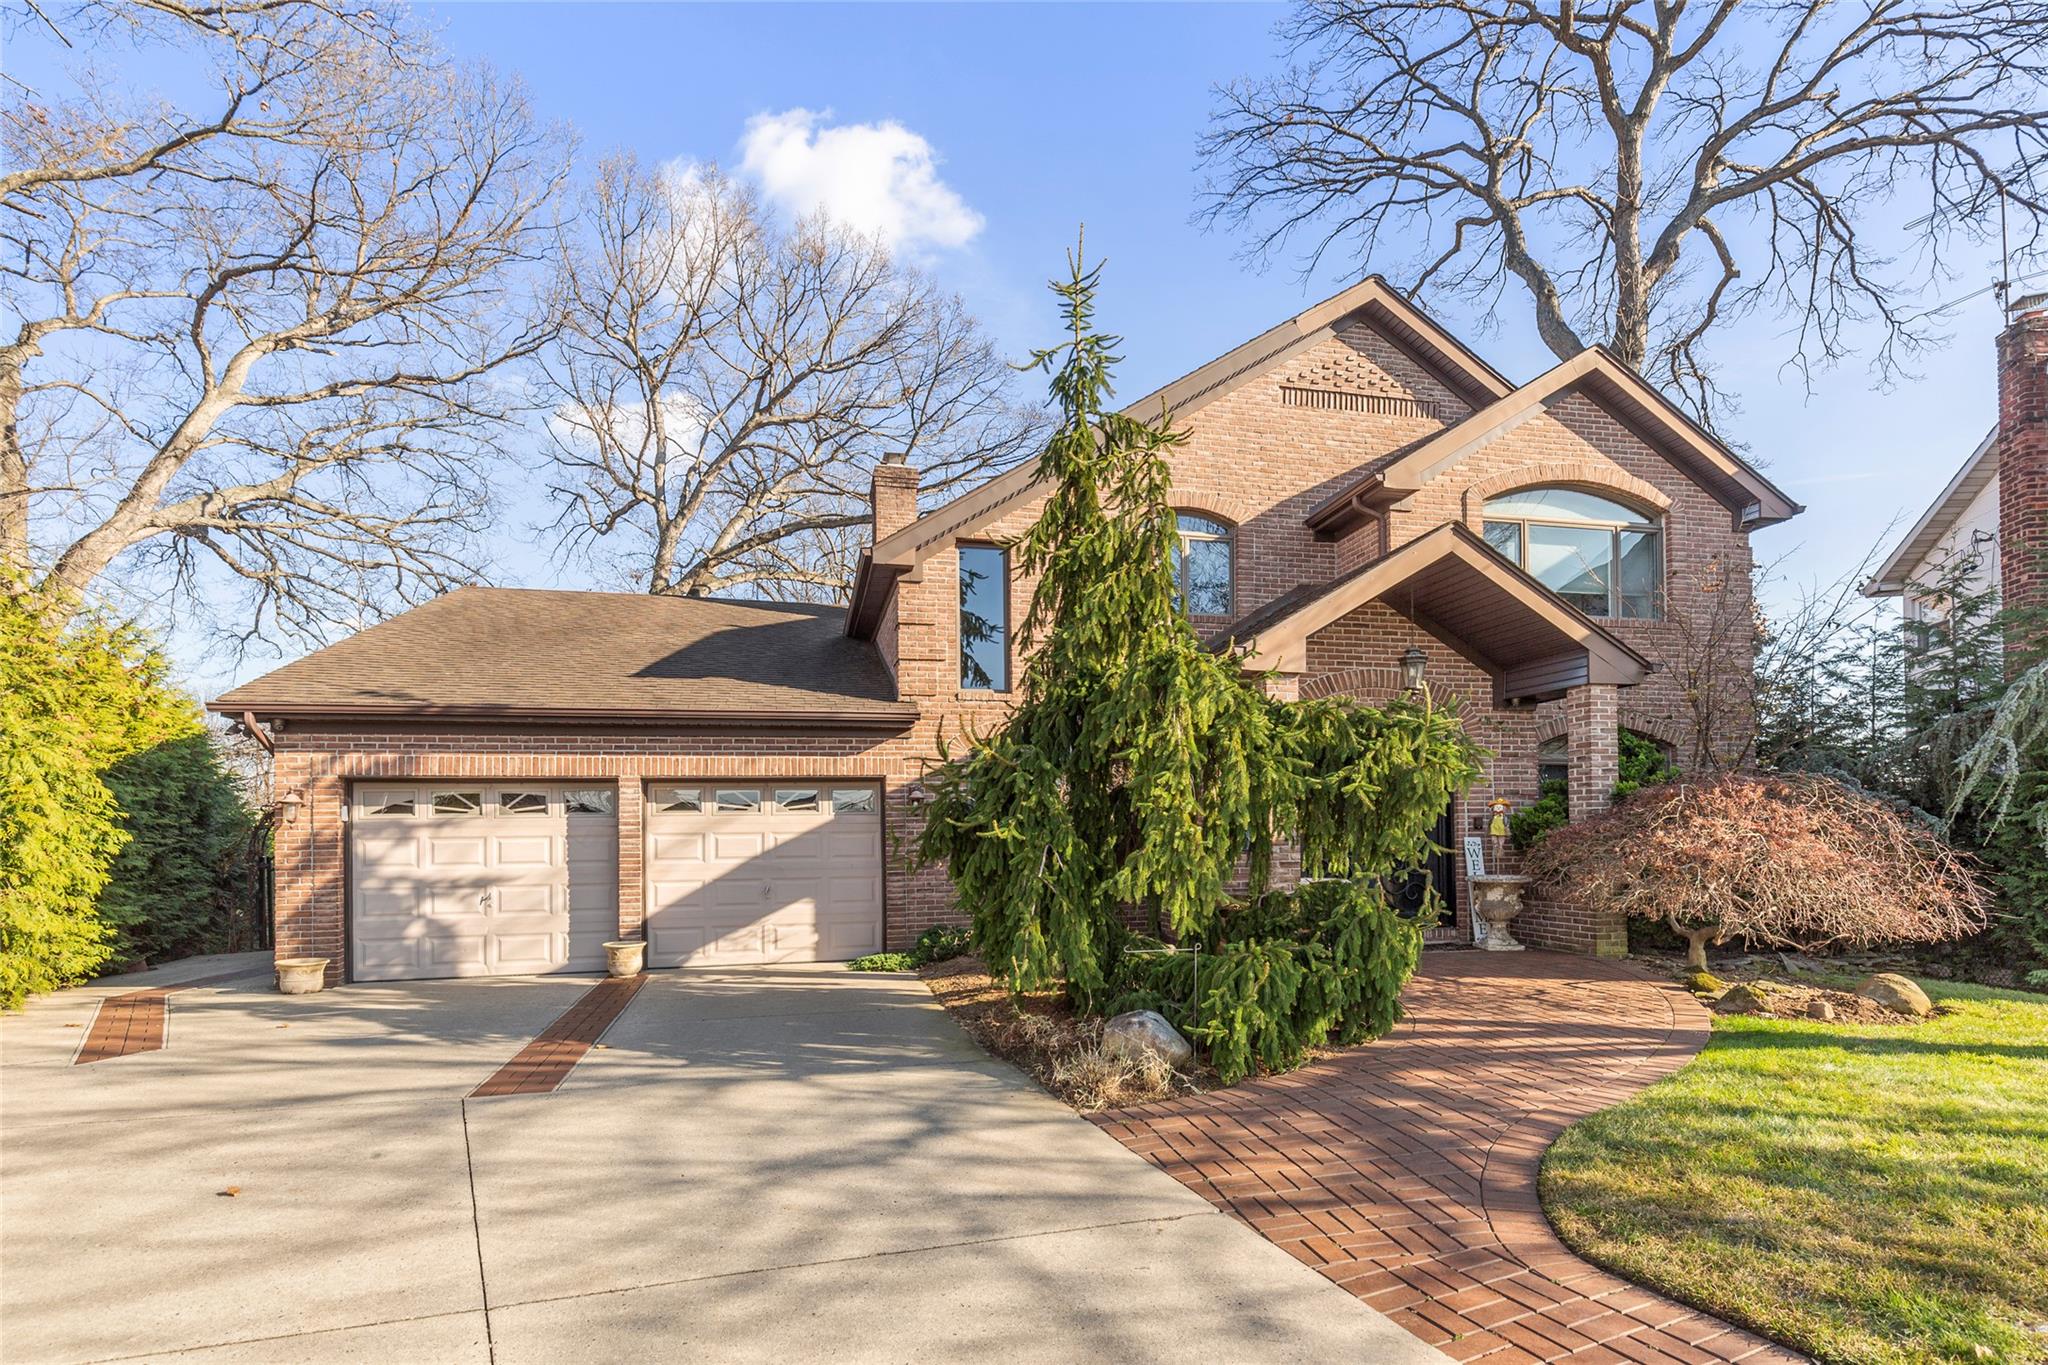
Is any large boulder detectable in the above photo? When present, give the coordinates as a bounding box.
[1102,1010,1194,1068]
[1855,973,1933,1018]
[1714,983,1772,1015]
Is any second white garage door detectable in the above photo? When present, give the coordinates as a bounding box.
[643,783,883,966]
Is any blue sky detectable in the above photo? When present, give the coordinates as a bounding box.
[29,2,2025,689]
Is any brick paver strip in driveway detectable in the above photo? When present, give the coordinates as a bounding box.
[471,972,649,1096]
[1094,951,1809,1364]
[73,971,266,1064]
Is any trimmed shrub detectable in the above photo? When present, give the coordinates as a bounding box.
[1110,880,1423,1084]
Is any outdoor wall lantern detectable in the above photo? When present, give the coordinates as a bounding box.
[278,788,305,825]
[1399,646,1428,692]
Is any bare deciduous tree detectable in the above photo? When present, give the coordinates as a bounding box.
[2,0,566,642]
[1203,0,2048,420]
[539,156,1040,599]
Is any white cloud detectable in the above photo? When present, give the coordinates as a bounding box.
[738,108,983,252]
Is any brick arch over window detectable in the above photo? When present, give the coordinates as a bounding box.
[1462,462,1672,528]
[1170,491,1260,526]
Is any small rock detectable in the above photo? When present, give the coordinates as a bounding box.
[1715,983,1770,1015]
[1854,972,1932,1018]
[1102,1009,1193,1068]
[1808,999,1835,1021]
[1685,970,1726,995]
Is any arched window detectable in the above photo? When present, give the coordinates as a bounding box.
[1172,513,1234,615]
[1482,487,1661,619]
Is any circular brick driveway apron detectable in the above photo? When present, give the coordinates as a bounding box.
[1092,951,1809,1364]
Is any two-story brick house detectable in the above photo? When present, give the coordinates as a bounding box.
[211,279,1800,985]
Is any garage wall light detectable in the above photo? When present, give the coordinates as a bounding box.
[1399,646,1428,692]
[279,788,305,825]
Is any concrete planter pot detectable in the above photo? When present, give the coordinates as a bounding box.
[603,940,646,977]
[275,958,329,994]
[1469,875,1531,952]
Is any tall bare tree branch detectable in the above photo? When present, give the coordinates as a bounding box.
[538,156,1041,600]
[1202,0,2048,423]
[2,0,568,644]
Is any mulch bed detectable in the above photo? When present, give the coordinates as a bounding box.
[917,955,1211,1110]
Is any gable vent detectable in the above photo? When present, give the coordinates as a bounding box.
[1280,386,1440,420]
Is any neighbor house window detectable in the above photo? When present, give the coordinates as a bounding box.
[1481,488,1661,619]
[958,543,1008,691]
[1171,513,1233,616]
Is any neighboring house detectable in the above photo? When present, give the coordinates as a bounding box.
[211,279,1801,985]
[1864,292,2048,650]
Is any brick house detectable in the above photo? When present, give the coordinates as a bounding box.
[211,280,1800,985]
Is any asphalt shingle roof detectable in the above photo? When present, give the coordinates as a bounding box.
[209,587,912,722]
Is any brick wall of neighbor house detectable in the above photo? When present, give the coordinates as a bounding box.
[2000,295,2048,662]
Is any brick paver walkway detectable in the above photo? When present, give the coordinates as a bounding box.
[1093,951,1805,1364]
[471,973,648,1097]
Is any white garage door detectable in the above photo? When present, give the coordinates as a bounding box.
[644,783,883,966]
[350,784,618,982]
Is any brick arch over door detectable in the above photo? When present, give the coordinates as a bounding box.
[1460,461,1673,529]
[1301,666,1480,714]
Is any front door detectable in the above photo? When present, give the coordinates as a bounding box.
[1388,802,1457,939]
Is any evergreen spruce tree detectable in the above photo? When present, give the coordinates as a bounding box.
[917,245,1481,1047]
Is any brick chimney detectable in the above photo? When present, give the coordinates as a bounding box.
[1999,293,2048,665]
[870,451,920,544]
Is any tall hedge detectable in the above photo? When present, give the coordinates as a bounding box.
[0,590,252,1007]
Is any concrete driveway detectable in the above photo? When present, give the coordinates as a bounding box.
[1,955,1443,1363]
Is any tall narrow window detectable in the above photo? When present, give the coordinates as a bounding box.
[959,543,1008,691]
[1480,488,1662,620]
[1170,514,1234,616]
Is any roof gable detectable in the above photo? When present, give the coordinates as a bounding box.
[1229,523,1651,702]
[1340,348,1802,529]
[846,279,1517,636]
[1862,426,1999,596]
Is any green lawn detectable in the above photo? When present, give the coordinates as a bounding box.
[1540,981,2048,1365]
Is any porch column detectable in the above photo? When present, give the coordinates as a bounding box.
[1259,672,1303,702]
[1565,683,1620,821]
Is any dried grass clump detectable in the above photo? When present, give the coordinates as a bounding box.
[920,955,1197,1111]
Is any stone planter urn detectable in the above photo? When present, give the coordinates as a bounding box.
[1468,875,1531,952]
[275,957,329,994]
[604,940,646,977]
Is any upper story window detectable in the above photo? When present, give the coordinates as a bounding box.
[959,543,1009,691]
[1482,488,1661,619]
[1171,513,1234,616]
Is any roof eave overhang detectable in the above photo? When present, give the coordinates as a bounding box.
[203,700,921,734]
[1860,426,2000,599]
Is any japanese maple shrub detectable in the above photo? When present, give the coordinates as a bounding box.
[916,246,1482,1083]
[1525,772,1988,970]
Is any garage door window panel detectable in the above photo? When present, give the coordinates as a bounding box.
[499,790,550,816]
[564,789,614,816]
[775,788,820,812]
[715,789,760,812]
[831,789,876,813]
[363,789,417,817]
[653,786,702,813]
[433,790,483,816]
